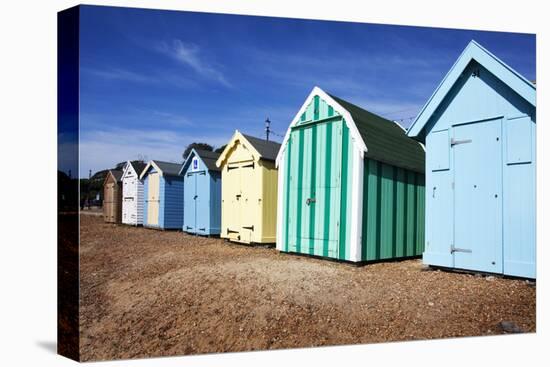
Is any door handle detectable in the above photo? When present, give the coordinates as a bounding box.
[450,138,472,147]
[306,198,316,205]
[432,187,436,198]
[450,245,472,254]
[194,195,198,200]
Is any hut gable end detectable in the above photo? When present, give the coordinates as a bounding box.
[407,40,536,140]
[216,131,281,168]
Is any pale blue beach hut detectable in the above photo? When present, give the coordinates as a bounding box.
[180,149,222,236]
[407,40,536,278]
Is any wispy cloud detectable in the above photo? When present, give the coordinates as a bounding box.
[157,40,231,87]
[80,127,230,177]
[80,108,196,132]
[83,67,154,83]
[82,66,198,89]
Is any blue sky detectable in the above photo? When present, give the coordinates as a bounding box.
[78,5,535,177]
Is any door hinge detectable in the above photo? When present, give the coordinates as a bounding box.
[450,245,472,254]
[450,138,472,147]
[227,228,239,234]
[242,225,254,231]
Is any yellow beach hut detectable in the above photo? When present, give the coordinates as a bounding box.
[216,131,281,244]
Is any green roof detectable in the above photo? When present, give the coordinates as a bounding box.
[329,94,425,173]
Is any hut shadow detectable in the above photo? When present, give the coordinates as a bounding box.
[36,340,57,354]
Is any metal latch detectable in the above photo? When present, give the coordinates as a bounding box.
[451,138,472,147]
[451,245,472,254]
[306,198,316,205]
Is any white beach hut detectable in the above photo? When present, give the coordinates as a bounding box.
[121,160,147,225]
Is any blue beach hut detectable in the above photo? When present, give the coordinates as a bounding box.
[180,149,222,236]
[139,160,184,230]
[407,40,536,278]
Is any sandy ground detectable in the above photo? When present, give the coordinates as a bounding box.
[79,215,535,361]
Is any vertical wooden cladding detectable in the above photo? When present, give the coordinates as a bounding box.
[217,132,280,244]
[361,159,425,261]
[181,149,222,236]
[407,41,536,278]
[279,88,425,263]
[283,96,351,260]
[103,171,122,223]
[220,139,260,243]
[141,161,184,230]
[146,172,160,226]
[121,161,145,226]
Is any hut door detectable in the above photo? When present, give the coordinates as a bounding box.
[122,179,134,223]
[452,118,503,273]
[147,172,160,226]
[184,172,197,231]
[225,163,242,240]
[195,171,208,233]
[287,121,342,257]
[239,161,255,243]
[105,182,117,222]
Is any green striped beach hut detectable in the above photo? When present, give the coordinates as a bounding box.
[275,86,426,262]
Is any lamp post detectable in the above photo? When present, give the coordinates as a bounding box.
[265,117,271,142]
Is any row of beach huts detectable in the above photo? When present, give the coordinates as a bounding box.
[101,41,536,278]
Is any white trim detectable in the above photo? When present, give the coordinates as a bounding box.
[215,130,263,168]
[121,160,136,180]
[349,142,364,262]
[392,120,408,132]
[139,160,163,180]
[407,40,536,138]
[275,155,285,251]
[275,86,368,167]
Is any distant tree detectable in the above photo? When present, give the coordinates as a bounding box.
[114,161,126,170]
[215,144,227,153]
[182,142,214,160]
[114,159,145,171]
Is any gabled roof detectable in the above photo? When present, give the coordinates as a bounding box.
[407,40,536,139]
[216,131,281,167]
[276,86,425,173]
[104,169,122,185]
[179,148,221,175]
[122,160,147,179]
[130,161,146,176]
[241,134,280,161]
[139,160,182,179]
